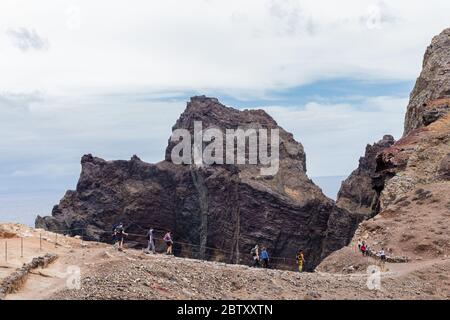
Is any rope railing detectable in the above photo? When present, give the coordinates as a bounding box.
[34,225,299,264]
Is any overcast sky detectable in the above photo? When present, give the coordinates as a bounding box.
[1,1,449,224]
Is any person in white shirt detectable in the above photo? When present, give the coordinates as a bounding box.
[379,248,386,261]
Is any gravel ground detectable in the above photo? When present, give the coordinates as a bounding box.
[52,249,450,300]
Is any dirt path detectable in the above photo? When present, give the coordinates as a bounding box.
[386,257,449,276]
[4,246,108,300]
[0,223,110,300]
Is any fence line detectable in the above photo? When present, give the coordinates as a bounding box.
[53,226,299,264]
[2,227,404,273]
[2,225,299,268]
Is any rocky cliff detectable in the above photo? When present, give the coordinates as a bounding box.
[404,28,450,135]
[36,96,359,271]
[319,28,450,272]
[336,135,395,217]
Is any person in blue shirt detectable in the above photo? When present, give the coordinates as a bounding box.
[260,247,269,268]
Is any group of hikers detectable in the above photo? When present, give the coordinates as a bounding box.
[250,244,306,273]
[112,222,306,272]
[112,222,174,255]
[357,239,386,262]
[250,245,270,268]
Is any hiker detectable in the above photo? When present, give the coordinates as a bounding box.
[357,239,362,251]
[113,222,128,251]
[360,242,367,256]
[146,228,156,254]
[365,244,371,256]
[379,248,386,262]
[163,231,173,255]
[296,249,305,272]
[250,245,260,267]
[260,247,269,268]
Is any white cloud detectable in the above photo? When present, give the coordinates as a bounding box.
[6,27,49,51]
[0,0,449,96]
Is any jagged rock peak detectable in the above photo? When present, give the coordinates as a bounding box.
[336,135,396,216]
[404,28,450,135]
[175,95,278,130]
[359,135,395,171]
[190,95,219,104]
[165,96,306,173]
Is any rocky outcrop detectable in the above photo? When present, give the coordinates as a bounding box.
[404,28,450,135]
[36,96,359,271]
[374,97,450,213]
[336,135,395,217]
[319,29,450,272]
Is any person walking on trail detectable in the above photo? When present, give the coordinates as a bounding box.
[365,243,371,257]
[296,249,305,273]
[163,231,173,255]
[379,248,386,262]
[378,248,387,271]
[113,222,128,251]
[357,239,362,252]
[360,242,367,256]
[260,247,269,268]
[250,245,260,267]
[146,228,156,254]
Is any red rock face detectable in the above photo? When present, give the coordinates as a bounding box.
[36,96,359,271]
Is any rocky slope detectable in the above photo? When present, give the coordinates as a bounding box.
[336,135,395,217]
[36,96,359,271]
[319,28,450,272]
[52,246,450,300]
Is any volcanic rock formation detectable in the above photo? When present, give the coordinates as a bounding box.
[336,135,395,217]
[319,28,450,271]
[36,96,359,271]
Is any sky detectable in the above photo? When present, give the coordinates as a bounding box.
[0,0,449,225]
